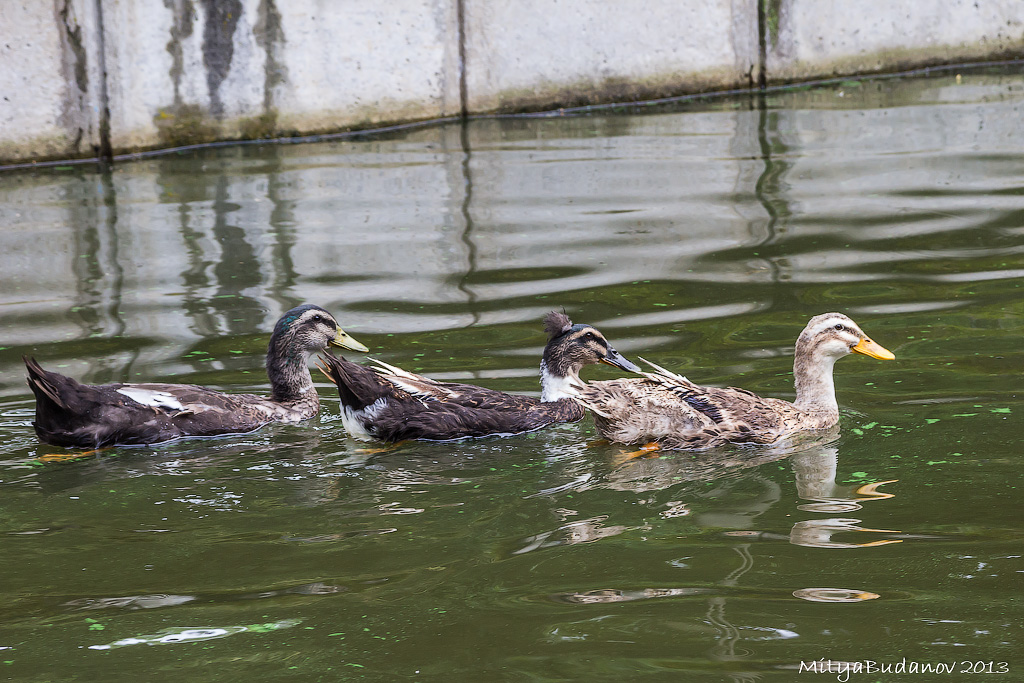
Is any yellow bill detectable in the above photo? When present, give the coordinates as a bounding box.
[331,328,369,353]
[852,338,895,360]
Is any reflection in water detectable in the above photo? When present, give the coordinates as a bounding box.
[787,518,902,549]
[552,587,714,604]
[707,544,757,663]
[62,581,346,614]
[263,149,302,312]
[72,167,124,341]
[64,593,196,610]
[792,446,897,512]
[513,515,633,555]
[792,587,881,603]
[695,442,904,548]
[88,618,302,649]
[453,122,480,325]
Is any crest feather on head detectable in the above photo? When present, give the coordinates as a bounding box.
[543,311,573,340]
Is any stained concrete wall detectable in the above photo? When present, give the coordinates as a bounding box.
[461,0,758,112]
[0,0,106,161]
[1,0,1023,164]
[101,0,462,151]
[766,0,1024,81]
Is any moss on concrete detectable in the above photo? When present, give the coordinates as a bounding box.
[239,111,278,140]
[153,104,220,148]
[767,43,1024,86]
[469,67,746,116]
[765,0,783,49]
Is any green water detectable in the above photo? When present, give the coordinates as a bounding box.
[0,68,1022,681]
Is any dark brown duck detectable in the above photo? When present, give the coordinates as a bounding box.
[319,311,639,442]
[25,304,367,449]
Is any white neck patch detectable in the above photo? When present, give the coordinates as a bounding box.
[540,362,581,402]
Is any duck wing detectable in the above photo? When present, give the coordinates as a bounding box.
[368,359,535,410]
[578,377,716,445]
[576,355,802,449]
[25,357,278,448]
[366,397,583,442]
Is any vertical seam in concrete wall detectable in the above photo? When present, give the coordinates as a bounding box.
[93,0,113,160]
[756,0,767,90]
[456,0,468,118]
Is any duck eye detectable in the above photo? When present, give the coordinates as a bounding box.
[312,315,323,323]
[834,324,843,331]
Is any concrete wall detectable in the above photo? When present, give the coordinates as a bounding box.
[1,0,1023,164]
[767,0,1024,81]
[461,0,758,113]
[0,0,106,161]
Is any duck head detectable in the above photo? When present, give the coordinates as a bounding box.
[792,312,894,414]
[540,311,639,402]
[795,313,894,364]
[271,304,368,357]
[267,304,367,402]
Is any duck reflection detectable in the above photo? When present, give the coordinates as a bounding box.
[791,446,897,513]
[725,517,902,549]
[596,436,901,549]
[512,515,634,555]
[60,580,344,614]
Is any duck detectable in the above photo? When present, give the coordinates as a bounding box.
[317,311,640,442]
[24,304,369,449]
[572,312,894,451]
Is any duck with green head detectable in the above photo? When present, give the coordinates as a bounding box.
[25,304,367,449]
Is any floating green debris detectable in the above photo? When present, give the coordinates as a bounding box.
[862,422,877,430]
[926,461,948,465]
[925,418,940,424]
[991,408,1011,414]
[953,413,979,417]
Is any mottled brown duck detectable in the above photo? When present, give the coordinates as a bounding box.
[25,304,368,449]
[318,311,640,442]
[573,312,894,450]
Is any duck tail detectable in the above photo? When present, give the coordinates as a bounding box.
[638,356,693,386]
[24,357,69,411]
[316,354,391,411]
[24,356,93,445]
[567,389,612,418]
[572,396,612,418]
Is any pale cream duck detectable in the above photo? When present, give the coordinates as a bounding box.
[573,313,895,451]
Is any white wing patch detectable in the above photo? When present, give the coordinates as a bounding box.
[116,387,185,411]
[340,397,388,441]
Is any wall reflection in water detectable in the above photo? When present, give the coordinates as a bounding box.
[2,72,1022,396]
